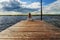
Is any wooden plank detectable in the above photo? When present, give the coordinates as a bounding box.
[0,20,60,40]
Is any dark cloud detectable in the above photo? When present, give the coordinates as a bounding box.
[1,0,38,13]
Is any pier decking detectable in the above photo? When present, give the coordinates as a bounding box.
[0,20,60,40]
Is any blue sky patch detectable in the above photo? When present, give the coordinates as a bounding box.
[42,0,57,5]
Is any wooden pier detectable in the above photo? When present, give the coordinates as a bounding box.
[0,20,60,40]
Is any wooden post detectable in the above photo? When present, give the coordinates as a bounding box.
[41,0,43,20]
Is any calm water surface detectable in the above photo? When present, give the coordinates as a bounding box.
[0,16,60,31]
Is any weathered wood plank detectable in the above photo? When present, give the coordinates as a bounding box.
[0,20,60,40]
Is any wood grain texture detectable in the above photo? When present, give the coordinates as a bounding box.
[0,20,60,40]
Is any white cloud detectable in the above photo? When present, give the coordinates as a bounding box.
[21,2,40,9]
[31,9,40,15]
[27,2,40,9]
[16,0,40,9]
[0,4,3,9]
[0,0,60,15]
[0,11,22,15]
[0,0,11,10]
[0,0,40,12]
[31,0,60,14]
[0,0,10,2]
[43,0,60,14]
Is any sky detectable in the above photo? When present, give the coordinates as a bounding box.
[0,0,60,15]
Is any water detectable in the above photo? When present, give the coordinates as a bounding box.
[0,16,60,32]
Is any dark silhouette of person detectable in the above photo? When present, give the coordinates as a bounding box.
[28,13,32,19]
[27,13,33,21]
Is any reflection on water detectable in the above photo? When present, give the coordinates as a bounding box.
[0,16,60,31]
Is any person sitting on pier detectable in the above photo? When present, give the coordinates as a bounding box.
[27,13,33,21]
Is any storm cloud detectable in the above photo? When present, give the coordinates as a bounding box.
[0,0,39,13]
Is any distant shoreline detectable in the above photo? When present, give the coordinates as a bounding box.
[0,14,60,16]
